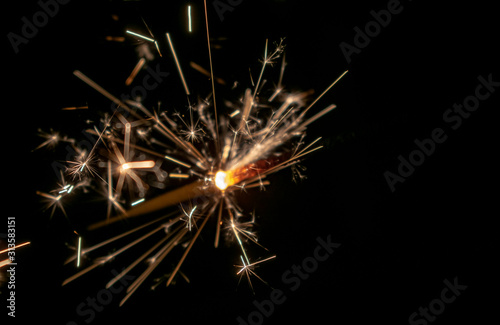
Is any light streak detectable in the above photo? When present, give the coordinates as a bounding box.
[126,30,155,43]
[164,155,192,168]
[76,237,82,268]
[131,198,145,206]
[166,33,190,95]
[121,160,155,170]
[125,57,146,86]
[0,241,30,255]
[61,105,88,110]
[169,173,190,179]
[188,5,192,32]
[203,0,219,153]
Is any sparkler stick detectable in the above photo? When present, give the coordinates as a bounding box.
[87,180,209,230]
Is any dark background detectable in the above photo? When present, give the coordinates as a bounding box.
[2,0,498,324]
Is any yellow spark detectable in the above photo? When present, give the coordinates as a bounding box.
[164,155,191,168]
[0,259,11,268]
[229,110,240,118]
[61,105,88,110]
[125,58,146,86]
[169,173,190,179]
[121,160,155,171]
[105,36,125,42]
[0,241,30,255]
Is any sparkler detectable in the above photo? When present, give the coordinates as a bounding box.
[36,2,348,306]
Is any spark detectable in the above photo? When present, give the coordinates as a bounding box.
[164,155,191,168]
[131,198,145,206]
[203,0,219,153]
[61,105,88,110]
[166,33,190,95]
[169,173,190,179]
[236,255,276,292]
[188,5,192,32]
[126,30,155,43]
[0,241,31,255]
[76,237,82,268]
[181,205,197,231]
[121,160,155,171]
[125,57,146,86]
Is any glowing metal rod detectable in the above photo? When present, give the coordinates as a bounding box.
[87,181,210,230]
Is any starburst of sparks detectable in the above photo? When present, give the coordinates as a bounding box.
[35,2,348,306]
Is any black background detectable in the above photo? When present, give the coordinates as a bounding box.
[2,0,498,324]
